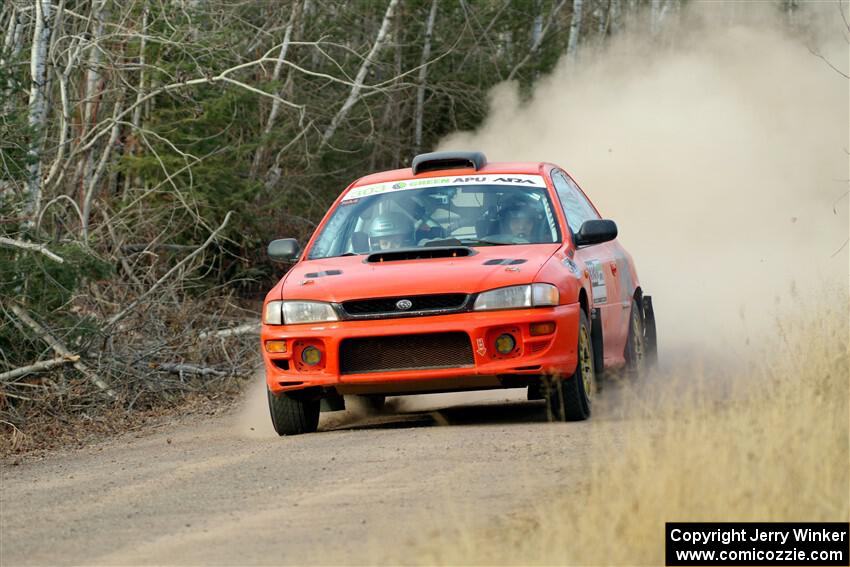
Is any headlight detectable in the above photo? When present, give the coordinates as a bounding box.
[263,300,338,325]
[264,301,284,324]
[473,283,559,311]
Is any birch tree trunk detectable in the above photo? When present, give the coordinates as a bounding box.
[2,5,26,113]
[566,0,584,66]
[650,0,671,36]
[122,5,148,196]
[531,0,544,48]
[507,0,569,81]
[76,0,108,202]
[320,0,400,147]
[250,1,301,179]
[42,35,82,190]
[24,0,52,222]
[609,0,621,34]
[413,0,438,156]
[82,0,107,135]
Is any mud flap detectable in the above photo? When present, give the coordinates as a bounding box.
[641,295,658,365]
[591,307,604,383]
[527,382,544,400]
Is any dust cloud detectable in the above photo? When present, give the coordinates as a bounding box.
[439,2,849,355]
[236,372,278,438]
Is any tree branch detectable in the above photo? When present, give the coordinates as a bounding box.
[104,211,233,330]
[0,236,64,263]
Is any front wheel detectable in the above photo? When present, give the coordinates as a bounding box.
[267,389,320,436]
[547,309,595,421]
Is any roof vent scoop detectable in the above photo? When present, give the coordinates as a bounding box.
[411,151,487,175]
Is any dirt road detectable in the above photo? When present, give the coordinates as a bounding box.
[1,380,631,565]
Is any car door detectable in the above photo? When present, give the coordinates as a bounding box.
[551,169,628,367]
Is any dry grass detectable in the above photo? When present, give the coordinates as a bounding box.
[420,301,849,565]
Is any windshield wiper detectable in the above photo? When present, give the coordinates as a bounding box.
[458,237,512,246]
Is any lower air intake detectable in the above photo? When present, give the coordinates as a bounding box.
[339,332,474,374]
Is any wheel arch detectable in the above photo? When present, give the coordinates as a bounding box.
[578,286,590,318]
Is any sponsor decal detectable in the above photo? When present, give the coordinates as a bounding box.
[585,259,608,304]
[563,258,582,278]
[342,174,547,201]
[476,338,487,356]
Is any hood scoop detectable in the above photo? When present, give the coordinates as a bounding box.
[366,246,475,263]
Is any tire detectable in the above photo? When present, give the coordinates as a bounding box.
[625,298,647,377]
[547,309,595,421]
[267,388,320,436]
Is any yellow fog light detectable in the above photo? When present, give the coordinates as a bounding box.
[495,334,516,355]
[301,346,322,366]
[530,322,556,336]
[265,340,287,353]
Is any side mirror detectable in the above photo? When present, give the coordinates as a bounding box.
[574,219,618,247]
[268,238,301,262]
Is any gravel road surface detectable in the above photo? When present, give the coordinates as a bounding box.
[1,380,632,565]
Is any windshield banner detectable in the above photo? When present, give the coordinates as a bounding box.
[342,174,548,201]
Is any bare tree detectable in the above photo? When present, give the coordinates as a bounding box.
[320,0,400,147]
[413,0,439,155]
[566,0,584,66]
[250,1,302,179]
[23,0,52,223]
[508,0,570,80]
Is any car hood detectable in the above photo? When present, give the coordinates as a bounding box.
[274,244,561,302]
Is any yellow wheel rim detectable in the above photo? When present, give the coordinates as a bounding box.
[578,325,595,400]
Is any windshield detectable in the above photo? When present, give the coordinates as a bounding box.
[307,176,561,260]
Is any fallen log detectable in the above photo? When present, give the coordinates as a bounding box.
[155,363,226,377]
[0,355,79,382]
[7,304,117,399]
[198,323,259,339]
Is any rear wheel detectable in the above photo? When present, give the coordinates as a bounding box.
[547,310,595,421]
[267,389,320,436]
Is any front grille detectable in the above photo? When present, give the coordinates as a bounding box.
[339,332,474,374]
[341,293,468,318]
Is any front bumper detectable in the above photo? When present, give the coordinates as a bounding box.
[261,303,581,395]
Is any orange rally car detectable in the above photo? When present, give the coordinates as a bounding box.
[261,151,657,435]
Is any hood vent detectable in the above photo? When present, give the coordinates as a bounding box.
[303,269,342,278]
[366,246,475,263]
[483,258,527,266]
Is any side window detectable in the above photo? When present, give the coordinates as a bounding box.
[551,170,600,232]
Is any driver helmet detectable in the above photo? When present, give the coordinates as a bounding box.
[499,201,539,240]
[368,212,413,250]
